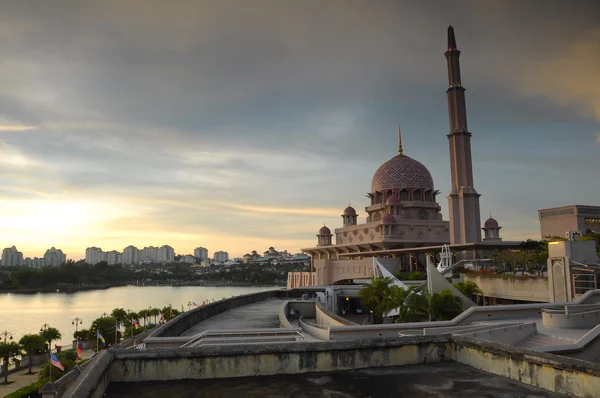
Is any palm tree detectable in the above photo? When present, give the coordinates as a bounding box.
[454,281,481,298]
[111,308,128,325]
[18,334,46,374]
[0,341,22,384]
[40,327,62,361]
[358,277,395,324]
[428,289,462,321]
[149,308,160,324]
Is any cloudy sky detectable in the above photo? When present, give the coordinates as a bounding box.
[0,0,598,260]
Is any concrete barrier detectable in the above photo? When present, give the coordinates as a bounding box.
[315,301,356,327]
[298,317,330,341]
[279,300,317,328]
[452,336,600,397]
[454,322,538,345]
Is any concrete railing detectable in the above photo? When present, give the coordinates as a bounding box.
[298,316,329,341]
[397,323,525,337]
[537,324,600,354]
[315,301,356,327]
[279,299,317,328]
[181,328,304,348]
[453,322,538,346]
[542,305,600,328]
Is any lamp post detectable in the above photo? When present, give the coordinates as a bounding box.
[40,323,51,380]
[0,330,13,343]
[72,317,83,362]
[187,301,192,311]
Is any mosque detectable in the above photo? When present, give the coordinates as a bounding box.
[291,26,520,288]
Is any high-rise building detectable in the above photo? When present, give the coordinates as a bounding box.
[213,251,228,263]
[194,247,209,261]
[106,250,122,265]
[85,247,103,265]
[43,247,66,267]
[23,257,45,269]
[1,246,23,267]
[445,26,482,245]
[122,245,139,265]
[139,246,159,263]
[157,245,174,263]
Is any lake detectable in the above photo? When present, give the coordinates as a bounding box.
[0,285,279,348]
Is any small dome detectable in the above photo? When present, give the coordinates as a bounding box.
[343,206,356,215]
[382,214,396,225]
[386,195,402,206]
[318,225,331,235]
[484,217,499,228]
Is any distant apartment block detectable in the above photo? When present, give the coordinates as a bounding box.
[43,247,66,267]
[213,251,229,263]
[85,247,103,265]
[23,257,45,269]
[194,247,208,260]
[122,245,139,265]
[85,244,178,265]
[1,246,23,267]
[180,255,196,264]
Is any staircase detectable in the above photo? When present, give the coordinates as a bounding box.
[516,333,574,349]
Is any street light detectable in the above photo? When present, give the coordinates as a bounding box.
[40,323,52,380]
[187,301,192,311]
[72,317,83,361]
[0,330,13,343]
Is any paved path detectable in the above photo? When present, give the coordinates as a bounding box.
[182,299,284,336]
[289,319,323,342]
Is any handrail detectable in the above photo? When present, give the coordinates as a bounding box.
[182,328,305,348]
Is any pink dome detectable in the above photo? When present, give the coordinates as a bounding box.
[371,154,434,192]
[381,214,396,225]
[484,217,499,228]
[343,206,356,215]
[318,225,331,235]
[386,195,402,206]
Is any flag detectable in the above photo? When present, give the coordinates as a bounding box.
[170,308,174,319]
[97,331,106,347]
[50,353,65,371]
[192,301,199,307]
[159,311,165,321]
[76,344,83,360]
[181,304,185,312]
[132,320,140,329]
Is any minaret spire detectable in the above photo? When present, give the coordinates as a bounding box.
[445,26,482,246]
[398,125,403,155]
[447,25,457,50]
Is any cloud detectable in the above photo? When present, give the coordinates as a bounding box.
[0,125,37,132]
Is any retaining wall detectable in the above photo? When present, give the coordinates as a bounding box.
[315,301,355,327]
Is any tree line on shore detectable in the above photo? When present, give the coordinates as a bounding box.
[0,260,303,291]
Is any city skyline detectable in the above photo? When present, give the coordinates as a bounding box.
[0,1,599,259]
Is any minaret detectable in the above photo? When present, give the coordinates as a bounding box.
[445,26,482,244]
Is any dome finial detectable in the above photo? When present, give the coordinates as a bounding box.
[398,125,403,155]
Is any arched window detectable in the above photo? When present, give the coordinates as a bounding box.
[424,191,432,202]
[417,209,429,220]
[412,190,421,201]
[400,190,409,201]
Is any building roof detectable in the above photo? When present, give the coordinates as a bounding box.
[371,154,434,193]
[484,217,499,229]
[386,195,402,206]
[343,205,357,216]
[382,214,396,225]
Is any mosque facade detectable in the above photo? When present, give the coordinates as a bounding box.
[292,26,506,288]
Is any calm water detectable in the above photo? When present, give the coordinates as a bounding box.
[0,285,279,348]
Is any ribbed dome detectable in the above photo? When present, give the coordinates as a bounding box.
[386,195,402,206]
[381,214,396,225]
[318,225,331,235]
[343,206,356,215]
[371,154,434,192]
[484,217,499,228]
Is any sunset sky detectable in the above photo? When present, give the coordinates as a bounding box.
[0,0,599,260]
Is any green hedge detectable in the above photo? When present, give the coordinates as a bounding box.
[4,381,41,398]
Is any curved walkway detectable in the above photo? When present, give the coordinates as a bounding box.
[181,299,284,336]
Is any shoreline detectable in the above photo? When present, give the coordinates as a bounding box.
[0,281,285,295]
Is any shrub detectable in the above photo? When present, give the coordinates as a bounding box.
[4,381,41,398]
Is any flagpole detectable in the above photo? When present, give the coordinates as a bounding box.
[115,322,118,346]
[49,341,51,381]
[96,331,99,352]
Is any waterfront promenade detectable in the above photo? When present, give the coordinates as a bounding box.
[0,349,95,397]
